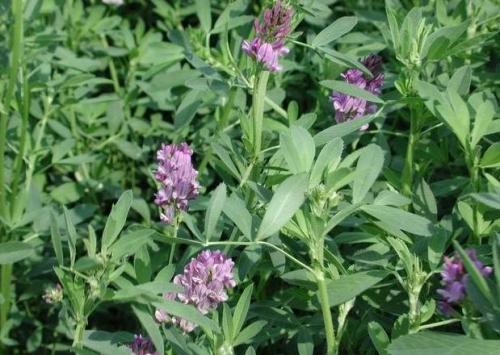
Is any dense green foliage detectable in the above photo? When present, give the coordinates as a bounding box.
[0,0,499,354]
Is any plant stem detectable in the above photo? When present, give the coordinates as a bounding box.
[418,318,460,331]
[72,319,86,349]
[0,264,13,334]
[10,67,30,219]
[252,70,270,157]
[0,0,23,218]
[401,102,420,197]
[168,222,179,265]
[316,271,337,355]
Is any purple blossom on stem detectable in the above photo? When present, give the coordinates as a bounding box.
[242,1,293,72]
[129,334,158,355]
[154,143,199,224]
[437,248,493,316]
[330,54,384,130]
[155,250,236,333]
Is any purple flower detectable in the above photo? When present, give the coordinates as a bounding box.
[242,1,293,72]
[330,54,384,130]
[437,249,493,315]
[154,143,199,224]
[129,334,158,355]
[155,250,236,332]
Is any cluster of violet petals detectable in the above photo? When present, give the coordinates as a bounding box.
[242,1,293,72]
[330,54,384,130]
[155,250,236,332]
[154,143,199,224]
[438,249,492,315]
[129,334,158,355]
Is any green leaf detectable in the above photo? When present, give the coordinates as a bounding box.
[447,65,471,96]
[223,194,253,240]
[470,193,500,210]
[82,330,131,355]
[387,331,500,355]
[353,144,385,203]
[280,125,316,174]
[256,173,309,240]
[233,284,253,337]
[132,304,164,355]
[325,270,389,306]
[63,206,77,268]
[222,303,234,341]
[361,205,433,236]
[368,321,390,355]
[297,328,314,355]
[111,227,154,261]
[324,203,360,236]
[453,241,495,304]
[195,0,211,33]
[312,16,357,47]
[205,183,227,243]
[0,242,34,265]
[233,320,267,346]
[480,142,500,168]
[321,80,384,104]
[101,190,133,254]
[314,113,378,146]
[153,299,219,332]
[310,137,343,188]
[50,212,64,265]
[471,100,495,147]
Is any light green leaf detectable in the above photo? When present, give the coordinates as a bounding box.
[0,242,34,265]
[314,113,379,146]
[233,320,267,346]
[132,304,164,355]
[361,205,433,236]
[280,125,316,174]
[233,284,253,337]
[310,137,343,188]
[470,193,500,210]
[205,183,227,243]
[325,270,389,306]
[471,100,495,147]
[257,173,309,240]
[82,330,132,355]
[447,65,471,96]
[387,331,500,355]
[353,144,385,203]
[368,321,390,355]
[153,299,219,332]
[321,80,384,104]
[480,142,500,168]
[223,194,253,240]
[102,190,133,254]
[50,212,64,265]
[111,227,154,261]
[195,0,211,33]
[63,206,77,268]
[312,16,357,47]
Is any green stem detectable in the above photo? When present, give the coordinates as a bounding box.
[0,264,13,334]
[10,67,30,219]
[418,319,460,331]
[24,97,52,194]
[316,271,337,355]
[168,222,179,265]
[401,102,420,197]
[252,70,270,157]
[0,0,23,218]
[101,35,121,95]
[72,319,86,349]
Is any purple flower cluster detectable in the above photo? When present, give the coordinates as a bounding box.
[129,334,158,355]
[155,250,236,332]
[330,54,384,130]
[242,1,293,72]
[438,249,492,315]
[154,143,199,224]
